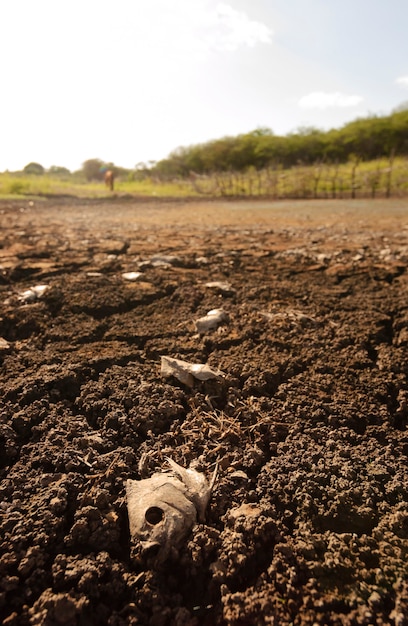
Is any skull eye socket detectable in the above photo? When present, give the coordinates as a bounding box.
[145,506,164,525]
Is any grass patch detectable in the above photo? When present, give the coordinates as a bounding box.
[0,173,196,199]
[1,157,408,200]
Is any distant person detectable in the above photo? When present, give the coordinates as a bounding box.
[104,169,115,191]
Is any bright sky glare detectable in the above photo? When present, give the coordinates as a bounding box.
[1,0,408,172]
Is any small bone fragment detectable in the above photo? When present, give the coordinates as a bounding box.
[161,355,224,388]
[204,281,234,294]
[126,459,212,564]
[150,254,181,266]
[122,271,143,281]
[195,309,228,333]
[18,285,49,303]
[165,457,212,521]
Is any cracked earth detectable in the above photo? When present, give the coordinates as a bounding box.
[1,198,408,625]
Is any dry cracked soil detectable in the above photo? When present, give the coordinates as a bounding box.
[1,197,408,626]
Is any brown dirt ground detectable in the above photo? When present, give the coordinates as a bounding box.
[1,197,408,626]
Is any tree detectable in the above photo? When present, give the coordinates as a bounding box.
[392,101,408,114]
[48,166,71,176]
[23,162,45,175]
[81,158,105,181]
[150,108,408,179]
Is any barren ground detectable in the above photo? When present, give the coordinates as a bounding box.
[1,198,408,626]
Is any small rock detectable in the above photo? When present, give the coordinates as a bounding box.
[122,271,143,281]
[204,281,234,294]
[0,337,10,351]
[195,309,228,333]
[18,284,49,303]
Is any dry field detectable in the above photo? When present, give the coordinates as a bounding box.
[1,198,408,625]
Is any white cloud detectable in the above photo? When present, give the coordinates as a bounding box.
[179,2,273,54]
[298,91,364,109]
[396,76,408,88]
[210,3,274,51]
[120,2,273,62]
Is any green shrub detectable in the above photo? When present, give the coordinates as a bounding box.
[8,180,29,195]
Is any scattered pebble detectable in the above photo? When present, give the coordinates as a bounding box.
[204,281,234,294]
[122,271,143,281]
[0,337,10,350]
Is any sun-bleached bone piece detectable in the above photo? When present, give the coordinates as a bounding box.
[160,355,224,388]
[18,285,49,303]
[195,308,229,333]
[126,459,213,565]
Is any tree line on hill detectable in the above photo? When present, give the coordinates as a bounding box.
[150,108,408,179]
[17,107,408,191]
[20,160,130,181]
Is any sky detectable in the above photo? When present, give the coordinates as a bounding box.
[1,0,408,172]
